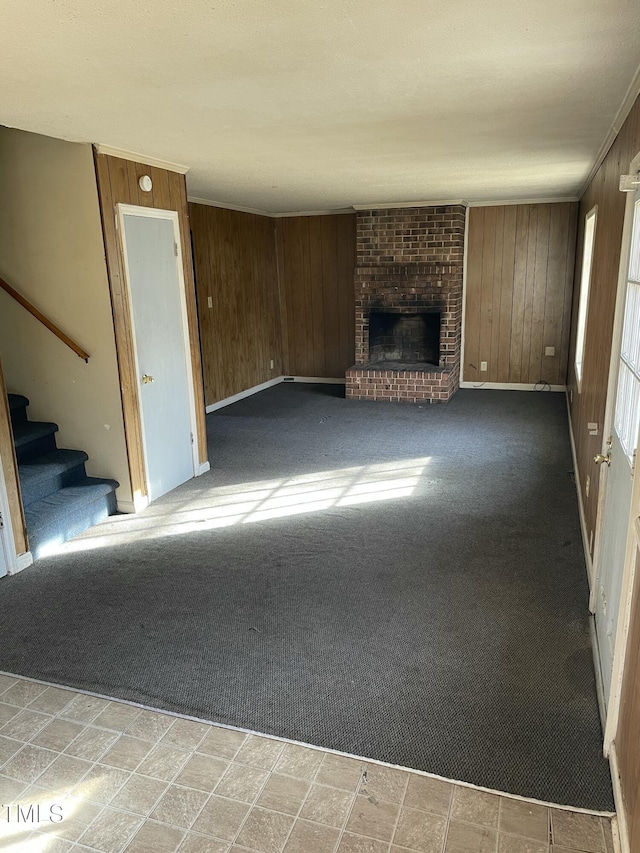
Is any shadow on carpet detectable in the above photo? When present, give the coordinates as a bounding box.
[0,385,613,810]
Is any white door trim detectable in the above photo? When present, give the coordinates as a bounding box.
[0,453,18,576]
[459,208,470,388]
[598,149,640,751]
[590,156,640,612]
[116,204,201,501]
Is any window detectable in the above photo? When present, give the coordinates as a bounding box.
[575,207,597,391]
[614,198,640,465]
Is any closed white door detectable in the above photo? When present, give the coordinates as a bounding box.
[595,188,640,704]
[120,209,196,502]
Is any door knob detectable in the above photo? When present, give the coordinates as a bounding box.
[141,374,154,384]
[594,453,611,466]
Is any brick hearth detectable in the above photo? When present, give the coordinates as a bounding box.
[346,205,465,404]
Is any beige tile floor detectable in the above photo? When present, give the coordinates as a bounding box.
[0,673,616,853]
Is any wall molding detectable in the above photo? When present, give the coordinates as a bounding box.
[352,199,467,211]
[579,62,640,198]
[565,392,595,589]
[204,375,348,413]
[459,381,566,392]
[205,377,284,413]
[189,196,583,220]
[466,197,579,207]
[11,551,33,574]
[94,144,189,174]
[117,494,150,515]
[609,742,630,853]
[189,196,356,219]
[283,376,346,384]
[188,197,272,217]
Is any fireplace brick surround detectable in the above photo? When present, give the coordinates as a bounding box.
[346,205,466,403]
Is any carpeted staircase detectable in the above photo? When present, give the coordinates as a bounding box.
[9,394,118,559]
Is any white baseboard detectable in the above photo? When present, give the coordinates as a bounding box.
[205,376,346,413]
[11,551,33,574]
[609,743,629,853]
[460,381,566,392]
[283,376,346,384]
[565,393,594,589]
[117,494,150,514]
[196,462,210,476]
[205,377,284,412]
[589,615,608,737]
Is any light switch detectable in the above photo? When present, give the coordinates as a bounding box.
[545,346,555,356]
[207,296,213,308]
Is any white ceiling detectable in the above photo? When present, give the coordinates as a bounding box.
[2,0,640,214]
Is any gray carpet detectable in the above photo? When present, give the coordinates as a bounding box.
[0,385,614,809]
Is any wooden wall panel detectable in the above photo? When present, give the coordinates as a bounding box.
[276,214,356,377]
[568,96,640,548]
[93,152,208,502]
[567,94,640,850]
[463,202,578,386]
[188,204,284,406]
[0,357,27,556]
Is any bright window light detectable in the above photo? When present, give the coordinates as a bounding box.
[575,206,597,391]
[43,457,434,557]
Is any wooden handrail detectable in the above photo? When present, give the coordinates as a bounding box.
[0,277,89,362]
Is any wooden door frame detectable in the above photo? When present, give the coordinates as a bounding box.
[115,203,206,510]
[595,149,640,750]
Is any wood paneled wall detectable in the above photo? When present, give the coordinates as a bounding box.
[276,214,356,377]
[464,203,577,385]
[568,94,640,852]
[188,204,283,406]
[568,96,640,547]
[94,152,207,502]
[0,357,27,556]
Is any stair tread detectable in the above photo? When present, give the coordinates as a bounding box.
[19,449,89,482]
[24,478,119,559]
[12,420,58,447]
[24,478,119,518]
[8,394,29,411]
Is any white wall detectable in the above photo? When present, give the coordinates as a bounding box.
[0,127,132,503]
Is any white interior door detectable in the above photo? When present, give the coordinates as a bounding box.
[595,187,640,704]
[120,208,196,503]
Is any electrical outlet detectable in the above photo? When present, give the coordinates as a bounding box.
[207,296,213,308]
[480,361,488,372]
[585,475,590,498]
[270,359,274,369]
[545,346,555,356]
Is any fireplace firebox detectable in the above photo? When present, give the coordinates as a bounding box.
[369,311,440,366]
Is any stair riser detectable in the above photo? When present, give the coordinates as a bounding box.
[15,434,58,464]
[28,491,118,561]
[20,463,89,508]
[9,407,29,429]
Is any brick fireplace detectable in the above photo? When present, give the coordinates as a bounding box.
[346,205,465,403]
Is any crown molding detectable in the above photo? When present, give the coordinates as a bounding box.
[579,61,640,198]
[187,196,271,216]
[467,196,579,207]
[352,199,467,211]
[94,144,189,174]
[188,197,355,218]
[272,208,354,218]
